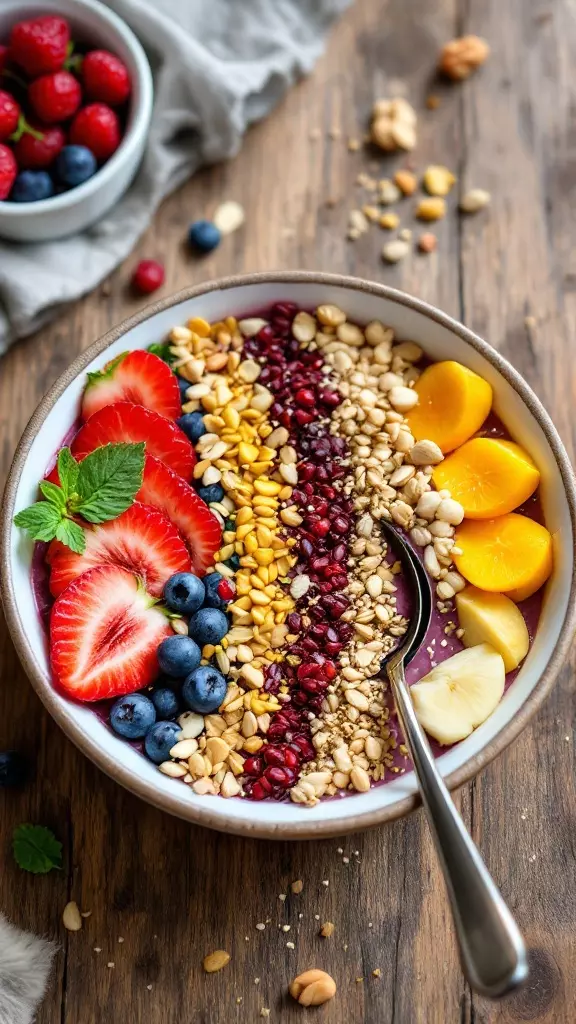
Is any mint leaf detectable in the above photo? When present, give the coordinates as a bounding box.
[86,352,126,387]
[148,341,174,364]
[57,448,79,500]
[72,442,145,524]
[14,502,62,542]
[55,519,85,554]
[13,824,62,874]
[39,481,66,513]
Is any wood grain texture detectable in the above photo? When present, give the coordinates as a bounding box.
[0,1,574,1021]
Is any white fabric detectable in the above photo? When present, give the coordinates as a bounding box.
[0,0,349,353]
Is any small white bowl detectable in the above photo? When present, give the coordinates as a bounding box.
[2,273,575,838]
[0,0,153,242]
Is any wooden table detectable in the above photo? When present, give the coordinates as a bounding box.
[1,1,574,1021]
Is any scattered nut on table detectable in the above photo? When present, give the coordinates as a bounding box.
[203,949,231,973]
[62,901,82,931]
[371,97,417,151]
[459,188,491,213]
[289,968,337,1006]
[423,165,456,197]
[439,35,490,80]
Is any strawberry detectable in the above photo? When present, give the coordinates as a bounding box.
[0,144,17,200]
[70,103,121,161]
[0,90,20,141]
[29,70,82,124]
[81,351,181,422]
[137,456,222,574]
[50,565,171,702]
[10,16,70,77]
[14,123,65,169]
[71,402,196,480]
[82,50,131,107]
[47,501,192,599]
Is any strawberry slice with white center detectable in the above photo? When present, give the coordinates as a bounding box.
[81,350,181,422]
[71,402,196,481]
[46,501,192,599]
[50,565,172,702]
[137,455,222,574]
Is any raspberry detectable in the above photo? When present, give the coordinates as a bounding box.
[29,71,82,124]
[0,144,17,200]
[10,15,69,77]
[0,90,20,141]
[82,50,131,107]
[132,260,165,295]
[14,123,65,169]
[70,104,121,162]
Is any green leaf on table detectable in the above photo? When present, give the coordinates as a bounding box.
[71,442,145,523]
[13,824,63,874]
[55,518,85,555]
[57,447,80,500]
[13,502,62,542]
[39,481,67,513]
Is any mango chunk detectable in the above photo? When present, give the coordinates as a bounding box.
[407,360,492,453]
[433,438,540,519]
[454,513,553,600]
[455,586,529,672]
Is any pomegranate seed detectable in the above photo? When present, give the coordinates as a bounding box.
[294,408,315,426]
[272,300,298,317]
[332,543,347,561]
[243,756,263,777]
[294,387,316,408]
[332,515,350,534]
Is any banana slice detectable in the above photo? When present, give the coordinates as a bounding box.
[411,643,505,745]
[455,586,529,672]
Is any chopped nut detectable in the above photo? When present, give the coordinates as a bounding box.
[289,969,337,1006]
[409,439,443,465]
[459,188,491,213]
[415,197,446,221]
[62,902,82,932]
[393,169,417,195]
[371,97,417,152]
[423,165,456,197]
[291,879,304,894]
[203,950,231,973]
[382,239,410,264]
[379,212,400,230]
[320,921,335,937]
[439,35,490,80]
[213,200,245,235]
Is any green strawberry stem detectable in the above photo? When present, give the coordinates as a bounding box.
[9,115,44,144]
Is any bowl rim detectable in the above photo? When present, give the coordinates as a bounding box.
[2,270,576,839]
[0,0,153,218]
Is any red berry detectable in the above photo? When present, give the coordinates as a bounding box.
[29,71,81,124]
[14,123,65,169]
[70,103,121,161]
[10,16,69,77]
[82,50,131,106]
[0,144,17,199]
[0,90,20,141]
[132,260,165,295]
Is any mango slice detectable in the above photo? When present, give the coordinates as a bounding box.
[432,438,540,518]
[455,586,529,672]
[454,513,553,600]
[407,360,492,453]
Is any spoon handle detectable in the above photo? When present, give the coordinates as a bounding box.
[387,657,529,999]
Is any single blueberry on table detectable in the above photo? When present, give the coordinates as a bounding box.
[144,721,182,764]
[177,411,206,443]
[182,665,227,714]
[0,751,30,788]
[157,634,202,677]
[188,607,229,647]
[109,693,156,740]
[196,483,225,504]
[56,145,97,187]
[188,220,221,254]
[163,572,205,616]
[151,687,181,720]
[11,170,54,202]
[203,572,235,611]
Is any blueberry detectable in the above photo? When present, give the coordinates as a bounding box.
[157,635,201,677]
[225,553,241,570]
[203,572,235,611]
[196,483,225,504]
[188,220,221,253]
[177,411,206,443]
[182,666,227,714]
[188,607,229,647]
[163,572,205,615]
[177,376,191,403]
[55,145,97,187]
[151,687,181,720]
[144,721,182,764]
[0,751,30,788]
[11,170,54,202]
[110,693,156,740]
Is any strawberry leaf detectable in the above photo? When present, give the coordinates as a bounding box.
[13,824,62,874]
[72,442,145,524]
[39,481,67,513]
[13,502,62,542]
[57,448,79,500]
[55,519,85,555]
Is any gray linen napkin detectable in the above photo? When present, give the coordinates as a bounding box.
[0,0,349,354]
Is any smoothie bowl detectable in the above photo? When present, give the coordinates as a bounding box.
[2,272,575,839]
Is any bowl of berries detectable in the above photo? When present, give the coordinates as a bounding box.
[0,0,153,241]
[2,272,575,838]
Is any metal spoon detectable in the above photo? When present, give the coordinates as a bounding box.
[377,519,529,999]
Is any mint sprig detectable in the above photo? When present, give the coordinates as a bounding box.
[13,824,62,874]
[13,442,145,554]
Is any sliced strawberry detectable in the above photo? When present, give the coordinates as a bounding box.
[81,350,181,422]
[47,502,192,599]
[71,402,196,481]
[50,565,171,702]
[137,456,222,575]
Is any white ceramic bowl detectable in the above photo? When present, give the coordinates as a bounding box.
[2,273,575,838]
[0,0,153,242]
